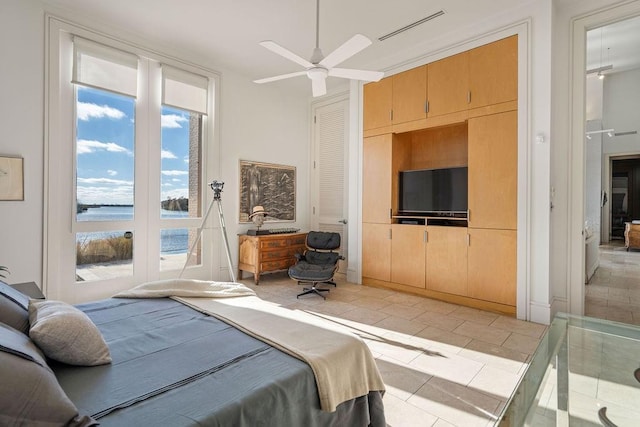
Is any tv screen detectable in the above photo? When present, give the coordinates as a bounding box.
[398,167,468,215]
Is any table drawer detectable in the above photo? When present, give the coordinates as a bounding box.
[260,239,289,249]
[260,259,294,272]
[261,248,290,261]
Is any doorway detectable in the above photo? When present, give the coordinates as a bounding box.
[578,9,640,322]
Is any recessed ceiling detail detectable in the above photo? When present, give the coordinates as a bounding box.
[378,10,445,41]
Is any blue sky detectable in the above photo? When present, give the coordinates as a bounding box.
[76,87,191,205]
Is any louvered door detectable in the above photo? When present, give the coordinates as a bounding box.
[311,98,348,273]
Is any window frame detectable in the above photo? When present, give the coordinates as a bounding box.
[44,16,220,303]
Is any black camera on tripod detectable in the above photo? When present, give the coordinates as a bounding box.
[210,180,224,200]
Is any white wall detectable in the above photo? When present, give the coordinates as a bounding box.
[603,68,640,155]
[0,0,310,287]
[0,0,45,285]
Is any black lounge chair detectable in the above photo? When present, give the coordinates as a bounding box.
[288,231,343,299]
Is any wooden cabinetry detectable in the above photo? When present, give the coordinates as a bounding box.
[238,233,307,284]
[426,226,468,296]
[469,35,518,109]
[392,65,427,124]
[467,228,516,306]
[391,224,426,288]
[468,110,517,230]
[363,134,393,223]
[362,223,391,281]
[361,35,518,316]
[363,77,392,131]
[427,52,469,117]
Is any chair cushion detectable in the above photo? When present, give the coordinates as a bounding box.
[305,251,341,266]
[289,261,338,282]
[306,231,341,250]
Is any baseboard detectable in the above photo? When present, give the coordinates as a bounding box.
[530,300,553,325]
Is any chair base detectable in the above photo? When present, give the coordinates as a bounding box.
[297,285,330,299]
[296,280,336,287]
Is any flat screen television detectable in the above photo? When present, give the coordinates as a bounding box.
[398,166,468,216]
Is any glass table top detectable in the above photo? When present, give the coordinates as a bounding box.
[499,313,640,426]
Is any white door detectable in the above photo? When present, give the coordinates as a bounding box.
[311,97,349,273]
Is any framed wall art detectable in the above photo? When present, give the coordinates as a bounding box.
[239,160,296,223]
[0,156,24,201]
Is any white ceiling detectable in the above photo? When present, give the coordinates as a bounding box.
[40,0,530,96]
[38,0,640,96]
[586,14,640,76]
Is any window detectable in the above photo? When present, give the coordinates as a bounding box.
[46,19,217,302]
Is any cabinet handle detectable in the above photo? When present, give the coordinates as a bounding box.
[467,91,471,104]
[390,110,393,121]
[467,234,470,246]
[389,208,392,219]
[424,230,428,243]
[425,100,429,113]
[389,228,392,240]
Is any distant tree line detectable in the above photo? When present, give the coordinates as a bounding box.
[161,197,188,211]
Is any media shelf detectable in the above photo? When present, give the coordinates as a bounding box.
[393,216,468,227]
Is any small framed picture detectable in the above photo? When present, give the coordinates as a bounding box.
[0,156,24,201]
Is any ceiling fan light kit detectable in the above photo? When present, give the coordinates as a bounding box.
[253,0,383,97]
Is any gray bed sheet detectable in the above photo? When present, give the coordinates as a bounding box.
[51,298,385,427]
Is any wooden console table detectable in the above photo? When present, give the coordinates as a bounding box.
[238,232,307,284]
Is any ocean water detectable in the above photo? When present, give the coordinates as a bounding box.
[77,206,190,254]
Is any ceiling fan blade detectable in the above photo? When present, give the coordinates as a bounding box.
[253,71,307,84]
[319,34,372,69]
[329,68,384,82]
[311,77,327,97]
[259,40,314,68]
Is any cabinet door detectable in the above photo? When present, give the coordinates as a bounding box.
[427,51,469,116]
[426,226,468,296]
[392,65,427,124]
[391,224,426,288]
[467,228,516,306]
[469,35,518,109]
[363,134,392,223]
[362,223,391,281]
[363,77,392,131]
[468,110,517,230]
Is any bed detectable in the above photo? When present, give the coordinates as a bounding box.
[0,280,386,426]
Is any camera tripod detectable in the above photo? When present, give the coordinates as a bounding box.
[178,180,236,282]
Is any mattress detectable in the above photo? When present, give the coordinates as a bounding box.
[51,298,385,426]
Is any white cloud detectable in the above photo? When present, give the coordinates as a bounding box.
[161,170,188,176]
[161,188,189,200]
[77,177,133,185]
[107,170,118,176]
[183,155,189,163]
[161,114,188,128]
[77,102,126,121]
[77,139,131,155]
[161,149,177,159]
[77,182,133,205]
[163,183,173,187]
[172,178,181,182]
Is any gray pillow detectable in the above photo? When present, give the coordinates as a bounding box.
[0,323,96,426]
[29,300,112,366]
[0,280,30,334]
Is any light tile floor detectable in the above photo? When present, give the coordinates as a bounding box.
[586,242,640,325]
[240,273,547,427]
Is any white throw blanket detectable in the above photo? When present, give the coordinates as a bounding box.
[114,280,385,412]
[113,279,256,298]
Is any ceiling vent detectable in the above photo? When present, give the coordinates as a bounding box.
[378,10,445,41]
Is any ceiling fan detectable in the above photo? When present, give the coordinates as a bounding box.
[253,0,384,97]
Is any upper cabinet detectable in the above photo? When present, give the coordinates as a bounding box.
[363,77,392,131]
[392,65,428,124]
[363,35,518,132]
[468,35,518,109]
[427,52,469,117]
